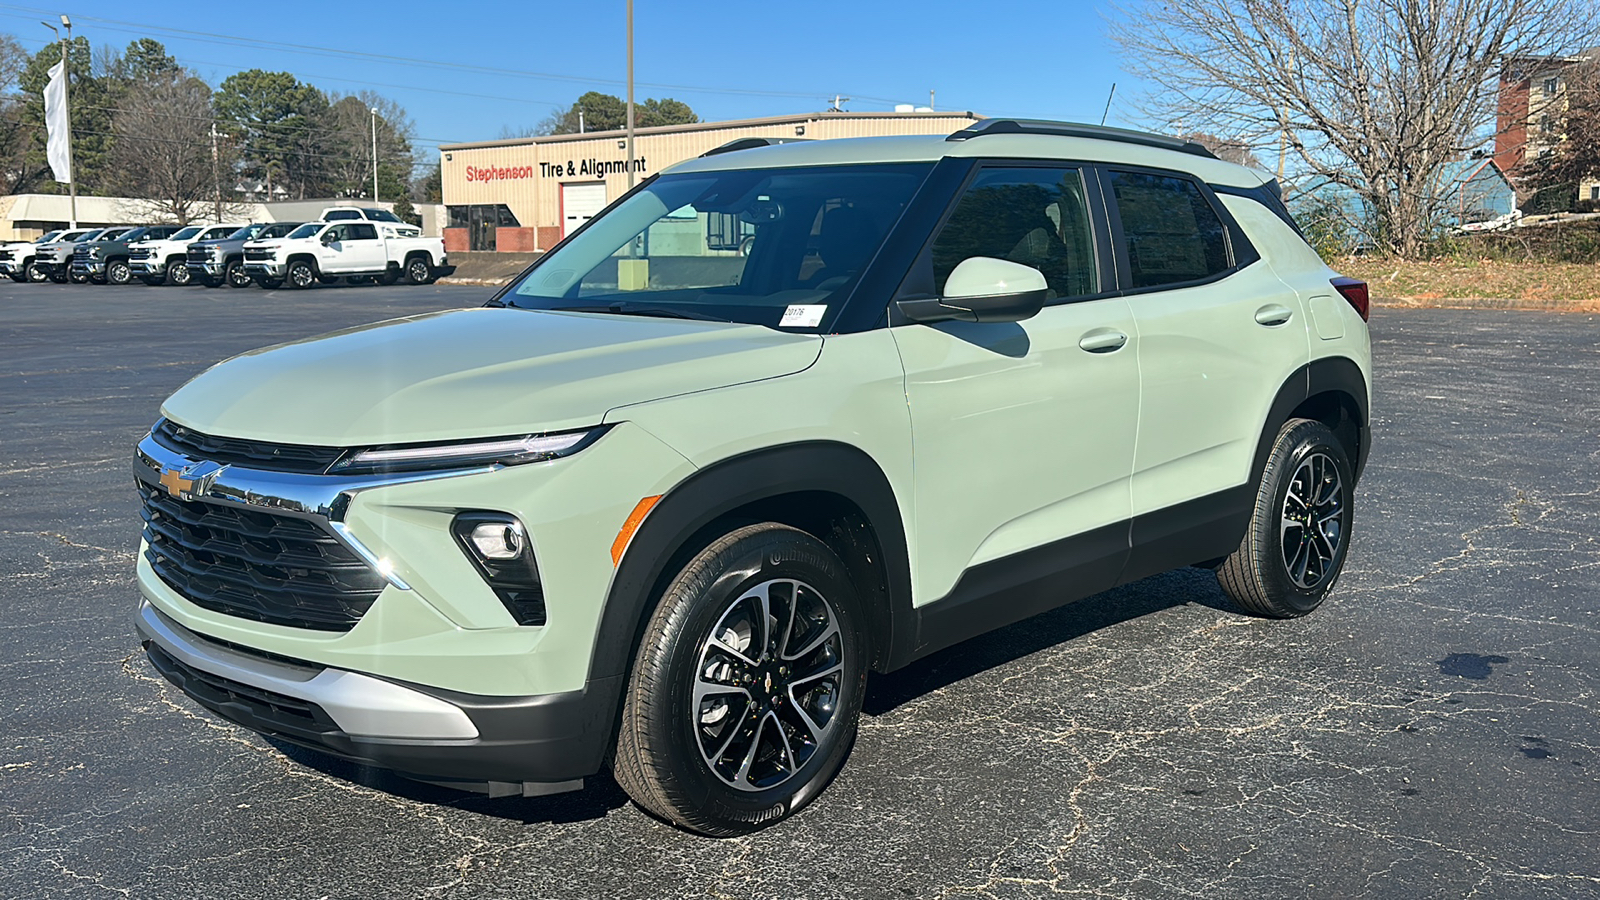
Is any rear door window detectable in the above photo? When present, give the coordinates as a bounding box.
[1107,171,1231,288]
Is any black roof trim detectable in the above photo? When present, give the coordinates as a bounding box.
[700,137,812,158]
[946,119,1218,159]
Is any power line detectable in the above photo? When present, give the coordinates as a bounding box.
[0,5,906,105]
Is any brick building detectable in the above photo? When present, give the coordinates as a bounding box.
[1495,50,1600,204]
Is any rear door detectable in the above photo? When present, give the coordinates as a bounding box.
[319,223,386,273]
[1102,167,1312,576]
[892,163,1139,606]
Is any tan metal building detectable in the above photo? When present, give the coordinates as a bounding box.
[438,110,982,253]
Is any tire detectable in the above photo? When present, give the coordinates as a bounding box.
[25,261,49,283]
[89,273,107,284]
[403,255,432,285]
[253,276,283,289]
[286,260,317,289]
[139,275,163,287]
[6,272,24,283]
[377,269,399,286]
[346,275,372,285]
[69,270,88,284]
[200,276,222,288]
[107,260,132,285]
[168,263,192,286]
[225,260,252,288]
[613,523,867,836]
[48,268,67,284]
[1216,418,1355,618]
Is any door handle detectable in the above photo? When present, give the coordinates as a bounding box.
[1078,328,1128,353]
[1255,304,1294,326]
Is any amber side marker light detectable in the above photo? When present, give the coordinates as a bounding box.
[611,496,661,566]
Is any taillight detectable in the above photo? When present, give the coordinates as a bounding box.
[1330,276,1369,321]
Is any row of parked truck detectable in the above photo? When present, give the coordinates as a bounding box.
[0,207,454,289]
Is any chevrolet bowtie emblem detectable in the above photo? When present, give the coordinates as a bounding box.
[158,460,228,500]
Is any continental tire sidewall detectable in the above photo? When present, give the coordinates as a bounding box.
[1260,422,1354,613]
[633,526,866,832]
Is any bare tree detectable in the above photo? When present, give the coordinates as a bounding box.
[108,73,238,223]
[1111,0,1598,257]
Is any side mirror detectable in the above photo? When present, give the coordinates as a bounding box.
[897,257,1048,324]
[320,231,336,245]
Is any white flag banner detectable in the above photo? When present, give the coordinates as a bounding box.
[44,59,71,184]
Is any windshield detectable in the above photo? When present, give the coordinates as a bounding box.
[76,229,107,242]
[168,226,202,241]
[35,231,61,242]
[226,224,266,240]
[98,228,131,241]
[366,209,401,222]
[504,163,932,330]
[56,230,88,242]
[257,222,300,239]
[324,209,359,220]
[287,223,323,239]
[118,227,151,242]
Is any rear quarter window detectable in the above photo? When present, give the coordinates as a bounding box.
[1109,171,1231,289]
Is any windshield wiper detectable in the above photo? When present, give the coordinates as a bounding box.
[551,303,730,322]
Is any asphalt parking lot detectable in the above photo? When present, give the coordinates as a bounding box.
[2,281,1597,899]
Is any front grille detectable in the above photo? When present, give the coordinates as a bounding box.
[185,247,210,263]
[152,419,346,475]
[245,247,274,261]
[139,480,385,631]
[72,246,92,260]
[144,640,341,742]
[0,249,13,262]
[130,247,153,261]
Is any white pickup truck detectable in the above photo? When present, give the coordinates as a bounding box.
[240,220,452,288]
[130,223,244,285]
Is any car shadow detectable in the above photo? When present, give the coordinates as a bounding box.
[264,567,1238,823]
[862,566,1238,717]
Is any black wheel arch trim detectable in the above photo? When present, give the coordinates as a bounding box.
[590,441,912,688]
[1256,356,1370,486]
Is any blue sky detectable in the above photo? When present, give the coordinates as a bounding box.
[0,1,1145,171]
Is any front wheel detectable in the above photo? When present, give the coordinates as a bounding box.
[613,523,866,836]
[1216,419,1355,618]
[168,264,192,286]
[107,260,132,285]
[225,261,252,288]
[285,260,317,289]
[6,272,24,283]
[253,276,283,289]
[69,270,88,284]
[25,261,49,283]
[48,268,67,284]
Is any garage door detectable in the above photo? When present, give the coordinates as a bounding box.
[562,183,608,238]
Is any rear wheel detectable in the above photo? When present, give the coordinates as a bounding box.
[404,255,432,285]
[377,269,399,286]
[168,263,192,286]
[1216,419,1354,618]
[613,523,866,836]
[286,260,317,289]
[107,260,132,285]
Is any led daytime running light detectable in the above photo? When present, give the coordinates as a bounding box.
[336,430,597,473]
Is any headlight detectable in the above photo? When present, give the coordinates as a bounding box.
[208,246,223,258]
[328,427,608,475]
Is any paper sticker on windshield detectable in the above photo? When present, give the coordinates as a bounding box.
[780,305,826,328]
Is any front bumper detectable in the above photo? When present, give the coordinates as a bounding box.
[242,261,285,277]
[186,261,226,277]
[130,260,165,275]
[70,259,105,277]
[137,599,620,793]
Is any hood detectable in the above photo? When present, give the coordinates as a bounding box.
[161,307,823,446]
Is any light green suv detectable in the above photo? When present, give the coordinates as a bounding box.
[134,120,1371,835]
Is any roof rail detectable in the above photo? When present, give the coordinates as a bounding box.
[700,136,812,157]
[946,119,1218,159]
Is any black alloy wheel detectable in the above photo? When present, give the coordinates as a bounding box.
[1217,418,1355,618]
[106,259,132,285]
[614,522,867,836]
[225,260,252,288]
[286,260,317,289]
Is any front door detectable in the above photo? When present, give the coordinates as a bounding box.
[891,165,1140,606]
[317,223,386,273]
[562,182,608,239]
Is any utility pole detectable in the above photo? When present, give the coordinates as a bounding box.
[210,123,221,222]
[830,94,850,112]
[370,107,380,202]
[625,0,635,189]
[43,16,75,227]
[929,89,935,111]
